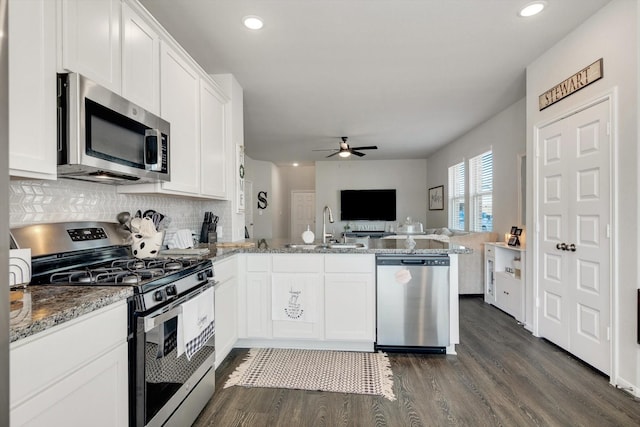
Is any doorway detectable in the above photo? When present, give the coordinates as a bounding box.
[535,97,612,375]
[290,191,315,241]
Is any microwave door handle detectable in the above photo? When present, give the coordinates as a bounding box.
[144,305,183,333]
[144,129,162,171]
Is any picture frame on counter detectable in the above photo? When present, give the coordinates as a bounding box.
[428,185,444,210]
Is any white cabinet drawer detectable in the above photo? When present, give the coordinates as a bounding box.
[246,254,270,272]
[213,255,237,282]
[272,254,323,273]
[325,254,374,273]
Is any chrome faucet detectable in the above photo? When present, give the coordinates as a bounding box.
[322,205,335,244]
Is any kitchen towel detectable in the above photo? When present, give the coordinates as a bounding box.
[271,279,315,323]
[177,287,215,360]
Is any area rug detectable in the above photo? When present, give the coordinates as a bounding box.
[223,348,396,401]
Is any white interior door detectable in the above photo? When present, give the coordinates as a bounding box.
[536,99,611,374]
[291,191,315,241]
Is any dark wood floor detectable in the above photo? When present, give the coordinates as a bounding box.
[194,297,640,426]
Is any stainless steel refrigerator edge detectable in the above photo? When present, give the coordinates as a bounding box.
[376,255,450,352]
[0,0,10,424]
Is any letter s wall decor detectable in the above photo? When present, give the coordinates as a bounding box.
[257,191,268,209]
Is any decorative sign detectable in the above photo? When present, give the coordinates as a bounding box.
[538,58,603,111]
[236,145,245,213]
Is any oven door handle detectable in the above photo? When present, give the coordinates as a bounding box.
[144,305,182,333]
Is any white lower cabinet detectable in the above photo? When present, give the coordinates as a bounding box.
[10,302,128,427]
[240,254,272,339]
[324,274,374,341]
[324,254,375,341]
[214,256,238,367]
[271,254,324,340]
[484,243,526,322]
[237,253,375,350]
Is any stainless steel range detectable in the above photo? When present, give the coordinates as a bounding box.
[10,221,216,427]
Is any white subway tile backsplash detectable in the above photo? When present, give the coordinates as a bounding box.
[9,179,233,241]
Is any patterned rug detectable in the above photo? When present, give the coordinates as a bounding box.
[223,348,396,401]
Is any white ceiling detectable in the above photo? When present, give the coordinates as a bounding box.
[139,0,611,165]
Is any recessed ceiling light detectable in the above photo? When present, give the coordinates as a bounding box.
[519,1,546,17]
[292,162,299,167]
[242,15,264,30]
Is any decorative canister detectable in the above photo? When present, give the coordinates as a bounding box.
[131,231,165,258]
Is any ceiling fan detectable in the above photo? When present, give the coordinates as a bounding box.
[314,137,378,158]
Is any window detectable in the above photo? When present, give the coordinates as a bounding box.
[448,161,465,230]
[469,150,493,231]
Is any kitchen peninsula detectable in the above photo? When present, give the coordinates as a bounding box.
[10,238,469,346]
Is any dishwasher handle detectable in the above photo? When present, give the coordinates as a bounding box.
[401,259,427,265]
[376,255,450,267]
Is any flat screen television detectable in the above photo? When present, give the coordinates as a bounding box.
[340,189,396,221]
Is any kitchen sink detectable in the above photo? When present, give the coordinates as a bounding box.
[283,244,321,250]
[327,243,366,249]
[283,243,367,250]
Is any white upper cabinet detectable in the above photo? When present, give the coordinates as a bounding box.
[121,1,160,114]
[59,0,122,93]
[200,78,228,199]
[159,42,201,195]
[9,0,57,180]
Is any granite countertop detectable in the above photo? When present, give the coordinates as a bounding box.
[207,237,472,261]
[10,236,471,343]
[9,286,133,343]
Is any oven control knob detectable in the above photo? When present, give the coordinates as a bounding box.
[153,290,165,302]
[165,285,177,297]
[197,270,212,281]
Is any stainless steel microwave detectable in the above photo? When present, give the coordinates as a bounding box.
[57,73,170,184]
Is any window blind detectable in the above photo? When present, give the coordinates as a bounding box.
[448,161,465,230]
[469,150,493,232]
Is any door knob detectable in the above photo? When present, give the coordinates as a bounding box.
[556,243,562,250]
[568,243,576,252]
[556,242,568,251]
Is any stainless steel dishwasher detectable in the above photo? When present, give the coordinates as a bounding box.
[376,254,450,353]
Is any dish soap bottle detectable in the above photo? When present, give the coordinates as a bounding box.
[302,225,315,244]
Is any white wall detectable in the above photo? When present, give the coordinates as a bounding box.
[526,0,638,395]
[315,159,428,237]
[245,157,275,238]
[425,98,526,236]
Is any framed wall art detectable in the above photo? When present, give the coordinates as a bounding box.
[429,185,444,210]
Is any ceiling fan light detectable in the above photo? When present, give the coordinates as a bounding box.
[338,151,351,158]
